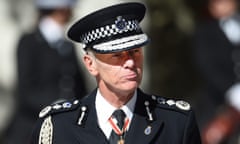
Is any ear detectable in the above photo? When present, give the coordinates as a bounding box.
[83,54,98,76]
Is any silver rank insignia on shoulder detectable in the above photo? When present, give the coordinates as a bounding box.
[166,100,175,106]
[39,100,80,118]
[39,106,52,118]
[175,100,190,111]
[152,95,190,111]
[62,102,72,108]
[52,104,62,110]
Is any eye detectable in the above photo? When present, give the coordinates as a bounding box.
[133,49,140,53]
[112,52,123,58]
[129,48,142,56]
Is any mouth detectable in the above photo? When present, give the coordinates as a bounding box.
[123,73,138,80]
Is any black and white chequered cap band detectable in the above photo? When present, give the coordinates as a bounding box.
[80,18,141,48]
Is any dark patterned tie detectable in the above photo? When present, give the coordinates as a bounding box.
[109,109,126,144]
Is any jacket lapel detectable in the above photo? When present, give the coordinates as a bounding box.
[125,89,164,144]
[73,89,109,144]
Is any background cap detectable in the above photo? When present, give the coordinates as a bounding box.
[67,2,149,53]
[35,0,77,9]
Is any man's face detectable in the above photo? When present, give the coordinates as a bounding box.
[209,0,237,19]
[55,8,73,24]
[85,48,144,94]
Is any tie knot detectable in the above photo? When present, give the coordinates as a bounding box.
[112,109,126,129]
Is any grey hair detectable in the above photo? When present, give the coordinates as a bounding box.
[85,48,96,59]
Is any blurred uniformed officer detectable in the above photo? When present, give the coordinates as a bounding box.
[30,2,201,144]
[2,0,87,143]
[193,0,240,143]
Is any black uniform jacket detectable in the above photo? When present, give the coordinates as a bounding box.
[17,29,87,116]
[31,88,201,144]
[193,19,238,104]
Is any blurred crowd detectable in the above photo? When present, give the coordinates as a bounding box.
[1,0,240,143]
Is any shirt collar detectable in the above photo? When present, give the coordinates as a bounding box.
[219,14,240,45]
[95,89,137,125]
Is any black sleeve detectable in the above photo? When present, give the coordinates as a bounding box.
[17,33,43,114]
[183,110,202,144]
[29,118,44,144]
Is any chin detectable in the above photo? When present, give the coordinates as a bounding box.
[121,82,139,91]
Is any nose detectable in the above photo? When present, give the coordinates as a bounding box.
[124,59,135,68]
[123,52,135,68]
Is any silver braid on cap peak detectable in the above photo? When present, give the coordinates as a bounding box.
[93,33,148,51]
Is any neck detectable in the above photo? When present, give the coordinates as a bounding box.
[98,85,135,108]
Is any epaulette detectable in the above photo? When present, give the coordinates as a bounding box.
[39,99,81,118]
[150,95,191,112]
[38,99,81,144]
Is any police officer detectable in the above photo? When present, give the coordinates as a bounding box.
[31,2,201,144]
[2,0,87,144]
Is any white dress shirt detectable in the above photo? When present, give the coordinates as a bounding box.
[95,89,137,138]
[39,16,65,45]
[220,15,240,45]
[226,83,240,111]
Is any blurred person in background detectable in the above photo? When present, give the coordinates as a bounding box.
[193,0,240,143]
[2,0,87,143]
